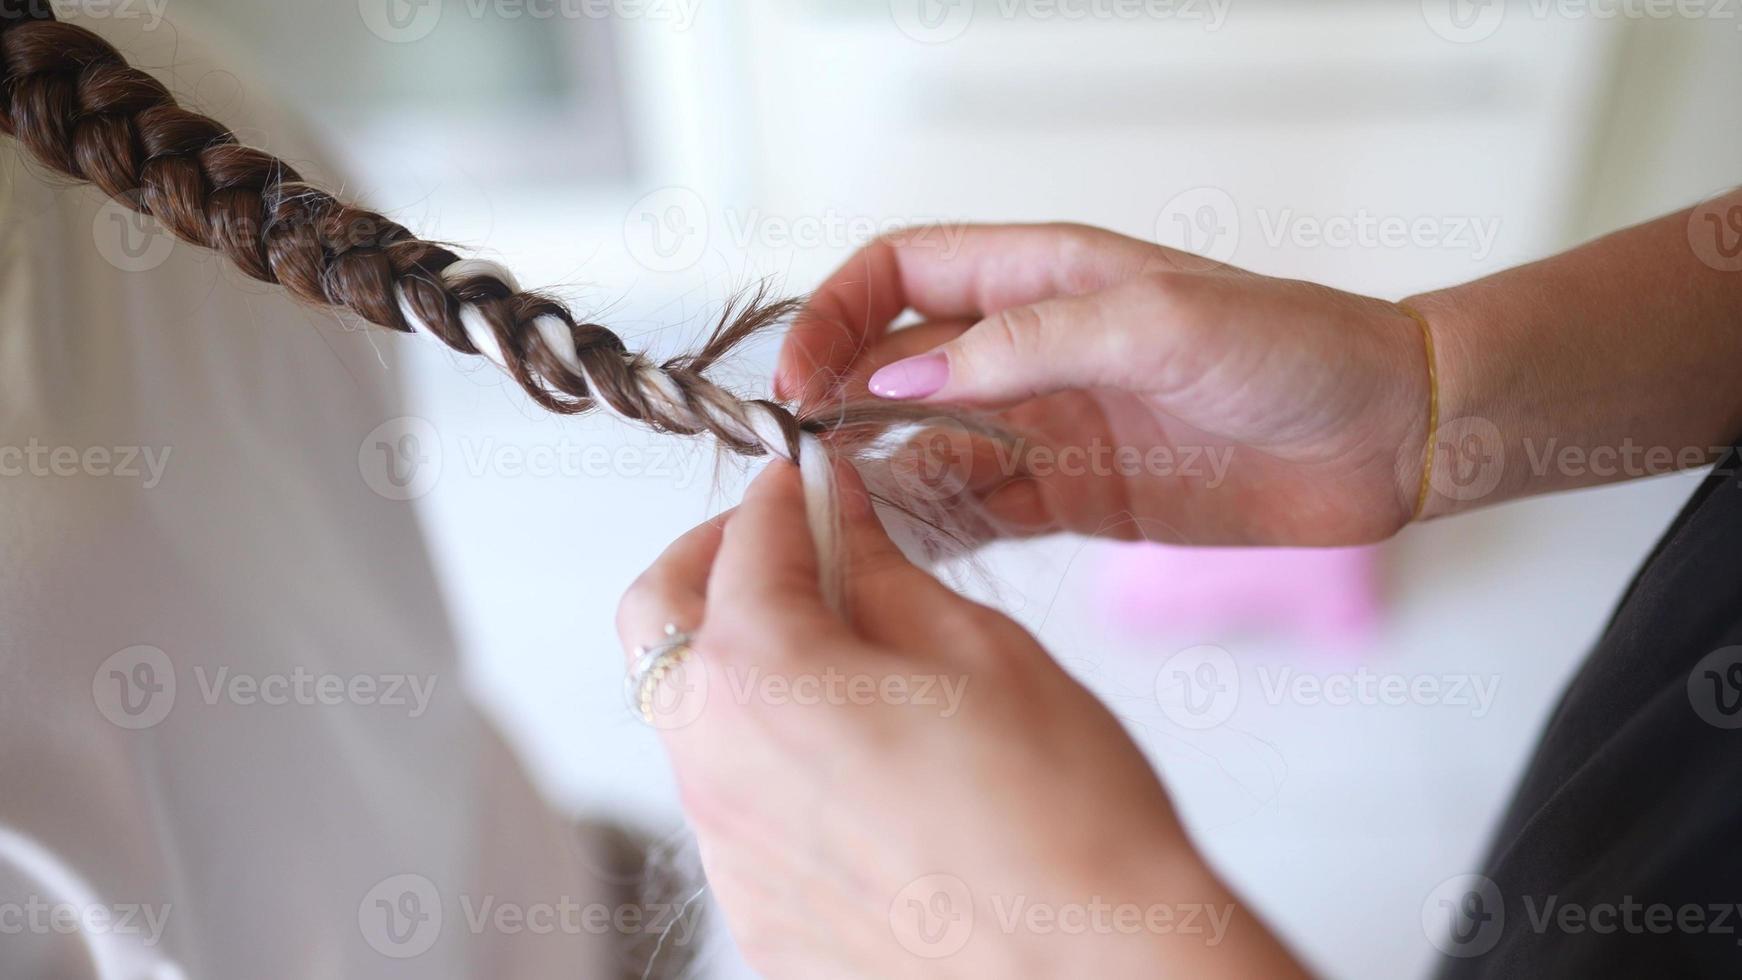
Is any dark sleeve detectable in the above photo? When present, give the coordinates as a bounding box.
[1435,447,1742,979]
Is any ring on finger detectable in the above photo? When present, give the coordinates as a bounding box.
[625,623,698,725]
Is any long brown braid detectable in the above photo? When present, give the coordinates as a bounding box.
[0,0,954,468]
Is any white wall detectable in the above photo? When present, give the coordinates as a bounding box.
[126,2,1742,976]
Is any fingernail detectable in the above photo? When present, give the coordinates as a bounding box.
[868,352,948,400]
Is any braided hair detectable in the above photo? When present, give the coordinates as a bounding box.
[0,1,999,596]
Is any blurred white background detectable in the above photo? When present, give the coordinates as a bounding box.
[144,1,1742,976]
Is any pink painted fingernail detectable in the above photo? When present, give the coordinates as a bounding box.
[868,352,949,400]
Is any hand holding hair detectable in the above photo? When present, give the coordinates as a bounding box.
[783,212,1742,546]
[647,204,1742,976]
[617,460,1312,978]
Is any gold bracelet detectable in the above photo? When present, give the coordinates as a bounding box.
[1397,302,1439,521]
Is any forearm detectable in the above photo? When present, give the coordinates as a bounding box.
[1405,191,1742,519]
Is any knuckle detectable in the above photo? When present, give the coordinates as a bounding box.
[755,628,820,673]
[850,544,919,586]
[1050,223,1115,294]
[614,574,667,642]
[612,603,636,653]
[695,611,753,659]
[1111,272,1193,361]
[975,303,1044,367]
[877,223,926,247]
[876,222,957,259]
[700,604,812,663]
[1131,269,1188,307]
[844,571,919,626]
[1049,222,1159,294]
[944,604,1025,659]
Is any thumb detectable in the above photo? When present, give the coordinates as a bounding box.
[831,457,982,650]
[865,277,1162,405]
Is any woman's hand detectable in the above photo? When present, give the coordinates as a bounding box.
[782,200,1742,541]
[616,461,1307,978]
[777,223,1438,546]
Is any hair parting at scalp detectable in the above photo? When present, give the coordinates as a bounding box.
[0,1,1010,592]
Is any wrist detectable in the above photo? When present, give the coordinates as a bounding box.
[1031,836,1308,979]
[1396,284,1520,521]
[1401,202,1742,518]
[1117,849,1311,979]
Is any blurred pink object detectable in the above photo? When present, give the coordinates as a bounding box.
[1100,543,1381,645]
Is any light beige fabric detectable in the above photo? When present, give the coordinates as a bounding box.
[0,10,622,978]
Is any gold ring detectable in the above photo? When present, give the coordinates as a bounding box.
[625,623,696,725]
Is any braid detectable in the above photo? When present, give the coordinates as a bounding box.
[0,2,1016,597]
[0,0,828,466]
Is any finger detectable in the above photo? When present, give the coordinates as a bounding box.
[833,457,921,577]
[706,462,837,633]
[832,460,989,651]
[866,273,1177,406]
[828,320,972,398]
[777,224,1162,404]
[705,458,966,654]
[615,516,728,665]
[979,477,1057,535]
